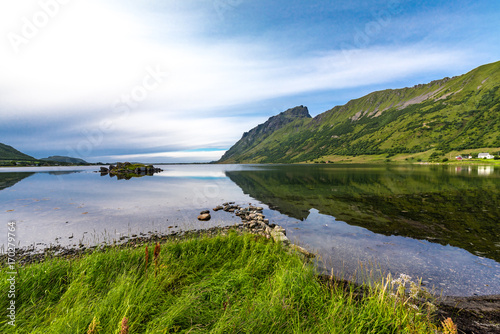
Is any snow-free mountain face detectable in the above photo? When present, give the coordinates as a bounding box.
[0,142,35,161]
[219,61,500,163]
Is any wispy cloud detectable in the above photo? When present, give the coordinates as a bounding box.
[95,150,227,163]
[0,0,498,162]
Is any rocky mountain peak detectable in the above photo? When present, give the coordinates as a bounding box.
[218,106,311,163]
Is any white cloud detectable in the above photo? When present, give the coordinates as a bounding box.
[0,0,487,162]
[95,150,227,163]
[0,1,473,116]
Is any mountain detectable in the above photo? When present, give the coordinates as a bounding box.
[0,143,35,161]
[218,61,500,163]
[41,156,88,164]
[219,106,311,163]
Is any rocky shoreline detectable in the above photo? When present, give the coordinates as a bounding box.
[1,202,313,266]
[199,202,313,257]
[2,202,498,334]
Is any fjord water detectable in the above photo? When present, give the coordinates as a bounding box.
[1,164,499,296]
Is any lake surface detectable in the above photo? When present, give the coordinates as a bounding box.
[1,164,499,296]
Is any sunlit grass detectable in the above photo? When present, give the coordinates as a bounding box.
[1,232,446,333]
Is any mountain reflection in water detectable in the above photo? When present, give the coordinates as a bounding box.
[226,164,500,262]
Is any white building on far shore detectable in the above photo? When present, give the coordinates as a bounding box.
[478,153,495,159]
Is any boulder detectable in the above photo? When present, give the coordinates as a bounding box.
[198,213,211,221]
[274,226,286,235]
[271,230,289,244]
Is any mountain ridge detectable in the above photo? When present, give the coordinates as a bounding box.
[41,156,89,164]
[0,143,35,161]
[218,60,500,163]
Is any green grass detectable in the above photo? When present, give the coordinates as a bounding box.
[1,232,442,333]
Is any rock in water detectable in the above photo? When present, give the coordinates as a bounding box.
[198,213,211,221]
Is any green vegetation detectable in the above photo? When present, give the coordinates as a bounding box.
[218,60,500,164]
[0,143,37,166]
[0,143,92,167]
[40,156,89,164]
[0,232,444,333]
[0,143,35,161]
[103,162,163,180]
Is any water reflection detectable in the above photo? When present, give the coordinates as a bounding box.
[0,172,35,191]
[226,164,500,262]
[293,209,499,296]
[478,166,494,176]
[1,164,499,296]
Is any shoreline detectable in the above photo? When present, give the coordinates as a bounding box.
[2,225,499,334]
[2,197,499,332]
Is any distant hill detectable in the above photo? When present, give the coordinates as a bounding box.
[218,60,500,163]
[41,156,88,164]
[0,143,35,161]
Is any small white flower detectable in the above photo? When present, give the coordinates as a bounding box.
[400,274,412,283]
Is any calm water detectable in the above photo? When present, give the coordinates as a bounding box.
[1,164,499,296]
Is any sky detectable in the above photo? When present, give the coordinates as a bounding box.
[1,0,499,163]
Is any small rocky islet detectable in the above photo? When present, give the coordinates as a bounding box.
[98,162,163,179]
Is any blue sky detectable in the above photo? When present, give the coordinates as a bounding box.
[1,0,499,163]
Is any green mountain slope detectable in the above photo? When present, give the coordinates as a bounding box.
[0,143,35,161]
[219,60,500,163]
[41,156,88,164]
[219,106,311,162]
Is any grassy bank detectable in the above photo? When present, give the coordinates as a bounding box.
[1,232,448,333]
[306,147,500,164]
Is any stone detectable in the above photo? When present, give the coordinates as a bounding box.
[274,226,286,235]
[200,210,210,214]
[271,230,289,244]
[197,213,211,221]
